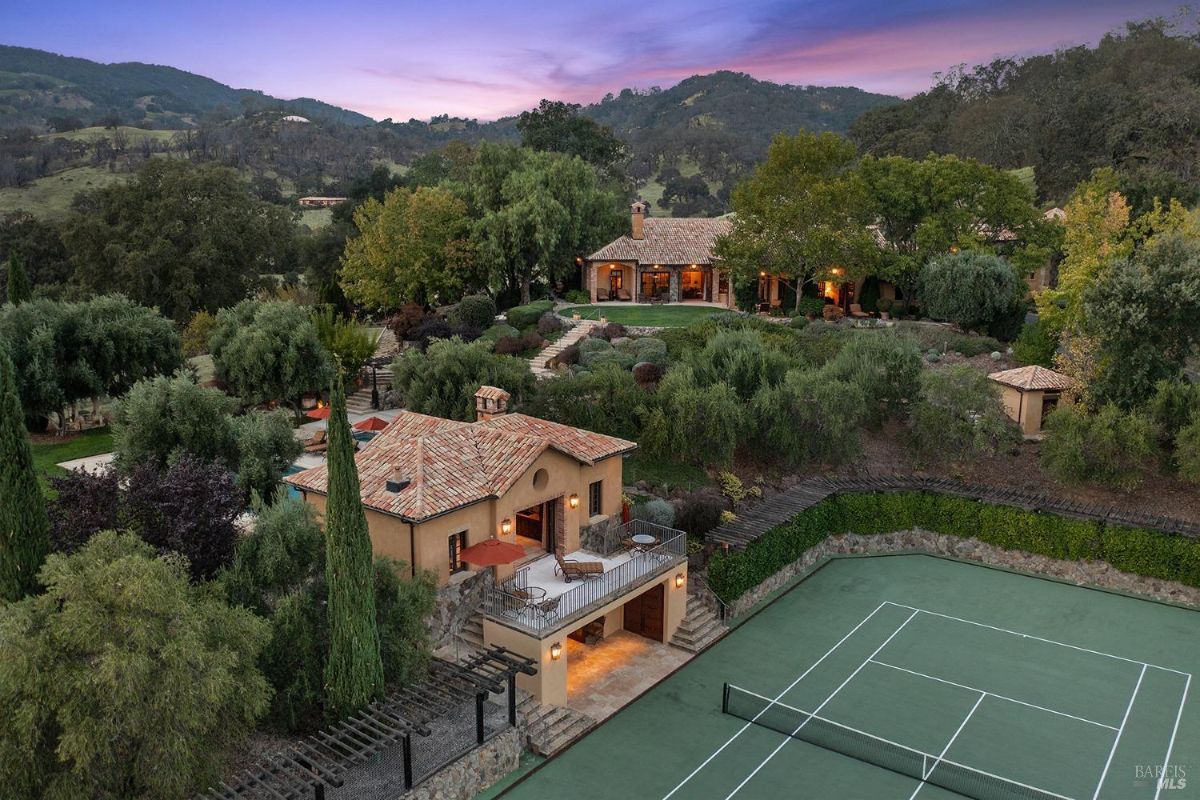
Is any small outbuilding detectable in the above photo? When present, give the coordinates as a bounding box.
[988,365,1074,437]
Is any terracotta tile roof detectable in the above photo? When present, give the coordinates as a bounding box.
[475,385,511,401]
[284,411,636,522]
[587,216,733,265]
[988,365,1074,391]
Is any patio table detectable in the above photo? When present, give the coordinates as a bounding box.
[630,533,658,555]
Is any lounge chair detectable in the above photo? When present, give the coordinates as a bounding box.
[596,287,610,301]
[554,553,604,582]
[849,303,870,318]
[303,429,328,453]
[617,288,632,302]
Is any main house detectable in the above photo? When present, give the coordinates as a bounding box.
[285,387,689,705]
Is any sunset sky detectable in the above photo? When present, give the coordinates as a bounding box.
[3,0,1180,121]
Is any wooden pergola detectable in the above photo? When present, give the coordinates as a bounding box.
[200,647,537,800]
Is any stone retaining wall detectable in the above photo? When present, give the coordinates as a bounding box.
[727,529,1200,618]
[400,728,521,800]
[429,569,494,649]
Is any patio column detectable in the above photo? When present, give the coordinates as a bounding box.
[588,262,597,303]
[631,263,639,302]
[554,497,566,557]
[669,269,680,303]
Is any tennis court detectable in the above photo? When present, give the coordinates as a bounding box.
[499,555,1199,800]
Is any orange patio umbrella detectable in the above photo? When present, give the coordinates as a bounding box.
[305,406,332,420]
[458,538,526,567]
[353,416,390,432]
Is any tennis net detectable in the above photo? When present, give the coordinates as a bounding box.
[721,683,1072,800]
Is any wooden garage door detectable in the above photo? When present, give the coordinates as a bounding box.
[623,583,664,642]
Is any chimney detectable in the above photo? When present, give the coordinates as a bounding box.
[474,385,511,421]
[631,201,647,240]
[385,466,410,493]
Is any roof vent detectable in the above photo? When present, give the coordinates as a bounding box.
[385,466,409,493]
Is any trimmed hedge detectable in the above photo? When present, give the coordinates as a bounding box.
[707,492,1200,601]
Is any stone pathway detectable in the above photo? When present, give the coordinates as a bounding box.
[564,631,690,720]
[527,320,597,378]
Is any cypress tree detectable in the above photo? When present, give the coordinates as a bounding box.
[5,254,31,305]
[323,372,384,717]
[0,345,49,600]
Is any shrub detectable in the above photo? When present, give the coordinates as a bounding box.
[632,361,664,387]
[578,336,612,355]
[385,302,428,341]
[524,364,641,439]
[876,298,894,314]
[0,531,270,798]
[689,329,797,400]
[750,369,867,465]
[705,491,1198,601]
[311,306,379,375]
[788,316,810,330]
[391,337,534,420]
[632,498,676,527]
[1013,320,1058,367]
[505,299,554,330]
[918,252,1026,334]
[411,317,454,350]
[620,336,669,367]
[599,321,628,340]
[519,330,546,352]
[823,332,922,425]
[1175,419,1200,485]
[494,335,522,355]
[555,343,581,367]
[908,365,1016,460]
[449,294,497,330]
[1040,404,1158,490]
[232,409,304,502]
[565,289,590,305]
[646,366,742,466]
[537,312,564,336]
[797,296,825,318]
[481,322,520,342]
[183,310,217,357]
[673,489,725,536]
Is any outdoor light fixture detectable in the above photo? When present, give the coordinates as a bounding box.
[569,494,579,509]
[550,642,562,660]
[675,573,685,589]
[501,518,512,535]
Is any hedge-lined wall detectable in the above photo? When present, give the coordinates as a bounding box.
[707,492,1200,601]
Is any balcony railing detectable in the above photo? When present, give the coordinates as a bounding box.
[482,529,688,637]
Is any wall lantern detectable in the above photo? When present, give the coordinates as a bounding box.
[550,642,562,661]
[569,494,580,509]
[501,518,512,536]
[675,573,685,589]
[830,267,843,276]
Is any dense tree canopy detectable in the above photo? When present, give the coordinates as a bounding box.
[517,99,626,177]
[0,531,270,799]
[918,252,1027,337]
[0,346,48,601]
[470,143,625,304]
[715,131,876,312]
[210,299,331,408]
[340,186,478,310]
[850,20,1200,208]
[60,159,296,321]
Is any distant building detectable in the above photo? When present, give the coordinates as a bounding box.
[280,115,311,123]
[297,196,347,208]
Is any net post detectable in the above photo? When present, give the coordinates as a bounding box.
[722,682,731,715]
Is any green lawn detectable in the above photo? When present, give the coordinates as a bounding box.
[30,427,114,492]
[560,305,725,327]
[623,453,711,490]
[0,164,130,219]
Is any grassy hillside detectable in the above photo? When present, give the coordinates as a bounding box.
[0,164,130,218]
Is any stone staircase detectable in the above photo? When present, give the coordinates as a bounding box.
[527,320,598,378]
[346,366,393,414]
[669,597,728,654]
[516,694,598,756]
[458,614,485,653]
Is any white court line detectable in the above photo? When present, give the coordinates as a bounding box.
[723,609,920,799]
[909,692,987,800]
[1093,663,1146,800]
[870,659,1119,731]
[1154,673,1192,800]
[660,602,892,800]
[883,601,1191,677]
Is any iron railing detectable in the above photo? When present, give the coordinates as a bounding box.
[482,531,688,637]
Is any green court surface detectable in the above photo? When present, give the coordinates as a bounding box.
[498,555,1198,800]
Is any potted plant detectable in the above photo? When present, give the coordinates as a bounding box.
[877,298,893,320]
[798,296,825,320]
[572,312,581,320]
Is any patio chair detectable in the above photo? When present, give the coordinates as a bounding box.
[554,553,604,582]
[303,429,328,453]
[534,596,561,624]
[596,287,610,301]
[849,303,870,318]
[617,288,632,302]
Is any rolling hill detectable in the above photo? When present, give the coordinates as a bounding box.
[0,45,375,129]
